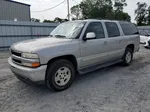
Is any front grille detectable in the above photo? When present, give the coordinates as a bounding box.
[11,49,22,65]
[11,50,21,57]
[12,58,21,64]
[10,49,39,67]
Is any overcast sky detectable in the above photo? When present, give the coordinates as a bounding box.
[14,0,150,22]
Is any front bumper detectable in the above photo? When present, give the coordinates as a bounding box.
[144,40,150,49]
[8,57,47,82]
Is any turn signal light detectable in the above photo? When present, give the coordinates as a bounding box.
[31,62,40,67]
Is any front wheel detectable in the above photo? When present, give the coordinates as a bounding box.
[46,59,75,92]
[122,48,133,66]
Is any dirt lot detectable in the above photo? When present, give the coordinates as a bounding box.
[0,46,150,112]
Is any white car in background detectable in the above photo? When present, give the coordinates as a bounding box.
[140,35,150,43]
[140,34,150,48]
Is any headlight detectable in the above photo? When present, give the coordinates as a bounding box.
[22,62,40,68]
[22,53,40,67]
[22,53,39,59]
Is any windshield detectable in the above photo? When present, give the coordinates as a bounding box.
[50,22,86,39]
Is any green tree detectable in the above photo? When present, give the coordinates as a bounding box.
[113,0,130,21]
[147,6,150,25]
[71,0,130,21]
[114,11,131,21]
[114,0,127,12]
[43,19,54,23]
[71,5,82,20]
[79,0,113,19]
[135,2,148,26]
[31,18,40,22]
[54,17,68,23]
[54,17,63,23]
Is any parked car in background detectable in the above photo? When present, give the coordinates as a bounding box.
[8,20,140,91]
[140,35,150,44]
[140,32,150,48]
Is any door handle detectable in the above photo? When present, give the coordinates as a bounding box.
[118,40,121,43]
[104,41,107,45]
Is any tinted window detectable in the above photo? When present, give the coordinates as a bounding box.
[120,22,139,35]
[85,22,105,39]
[105,22,120,37]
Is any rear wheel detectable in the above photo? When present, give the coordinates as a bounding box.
[122,48,133,66]
[46,59,75,92]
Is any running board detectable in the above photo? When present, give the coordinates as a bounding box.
[78,59,122,74]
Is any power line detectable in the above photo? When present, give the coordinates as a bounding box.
[72,0,80,4]
[58,1,67,16]
[31,0,66,13]
[67,0,70,20]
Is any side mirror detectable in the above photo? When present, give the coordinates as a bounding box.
[85,32,96,40]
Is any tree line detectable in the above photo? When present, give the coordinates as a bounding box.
[31,17,68,23]
[135,2,150,26]
[71,0,130,21]
[31,0,150,26]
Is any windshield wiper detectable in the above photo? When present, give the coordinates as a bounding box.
[49,35,53,37]
[54,35,66,38]
[134,32,139,34]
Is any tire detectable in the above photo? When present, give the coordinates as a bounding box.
[46,59,75,92]
[122,48,133,66]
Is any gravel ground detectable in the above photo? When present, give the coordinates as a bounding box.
[1,46,150,112]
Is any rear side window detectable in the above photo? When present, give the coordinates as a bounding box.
[105,22,120,37]
[120,22,138,36]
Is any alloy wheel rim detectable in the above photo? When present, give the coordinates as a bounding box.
[54,67,71,86]
[126,51,132,63]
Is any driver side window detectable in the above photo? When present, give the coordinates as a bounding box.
[85,22,105,39]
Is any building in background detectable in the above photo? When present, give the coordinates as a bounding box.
[0,0,30,21]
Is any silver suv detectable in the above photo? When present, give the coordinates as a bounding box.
[8,20,140,91]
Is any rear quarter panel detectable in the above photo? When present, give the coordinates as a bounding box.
[123,35,140,52]
[117,21,140,53]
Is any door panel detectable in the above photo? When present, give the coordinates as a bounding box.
[79,22,109,68]
[80,39,108,68]
[105,22,124,60]
[107,37,125,60]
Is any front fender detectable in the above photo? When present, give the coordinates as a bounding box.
[36,42,80,65]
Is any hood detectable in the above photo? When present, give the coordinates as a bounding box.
[11,37,72,53]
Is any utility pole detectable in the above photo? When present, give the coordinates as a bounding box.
[67,0,70,21]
